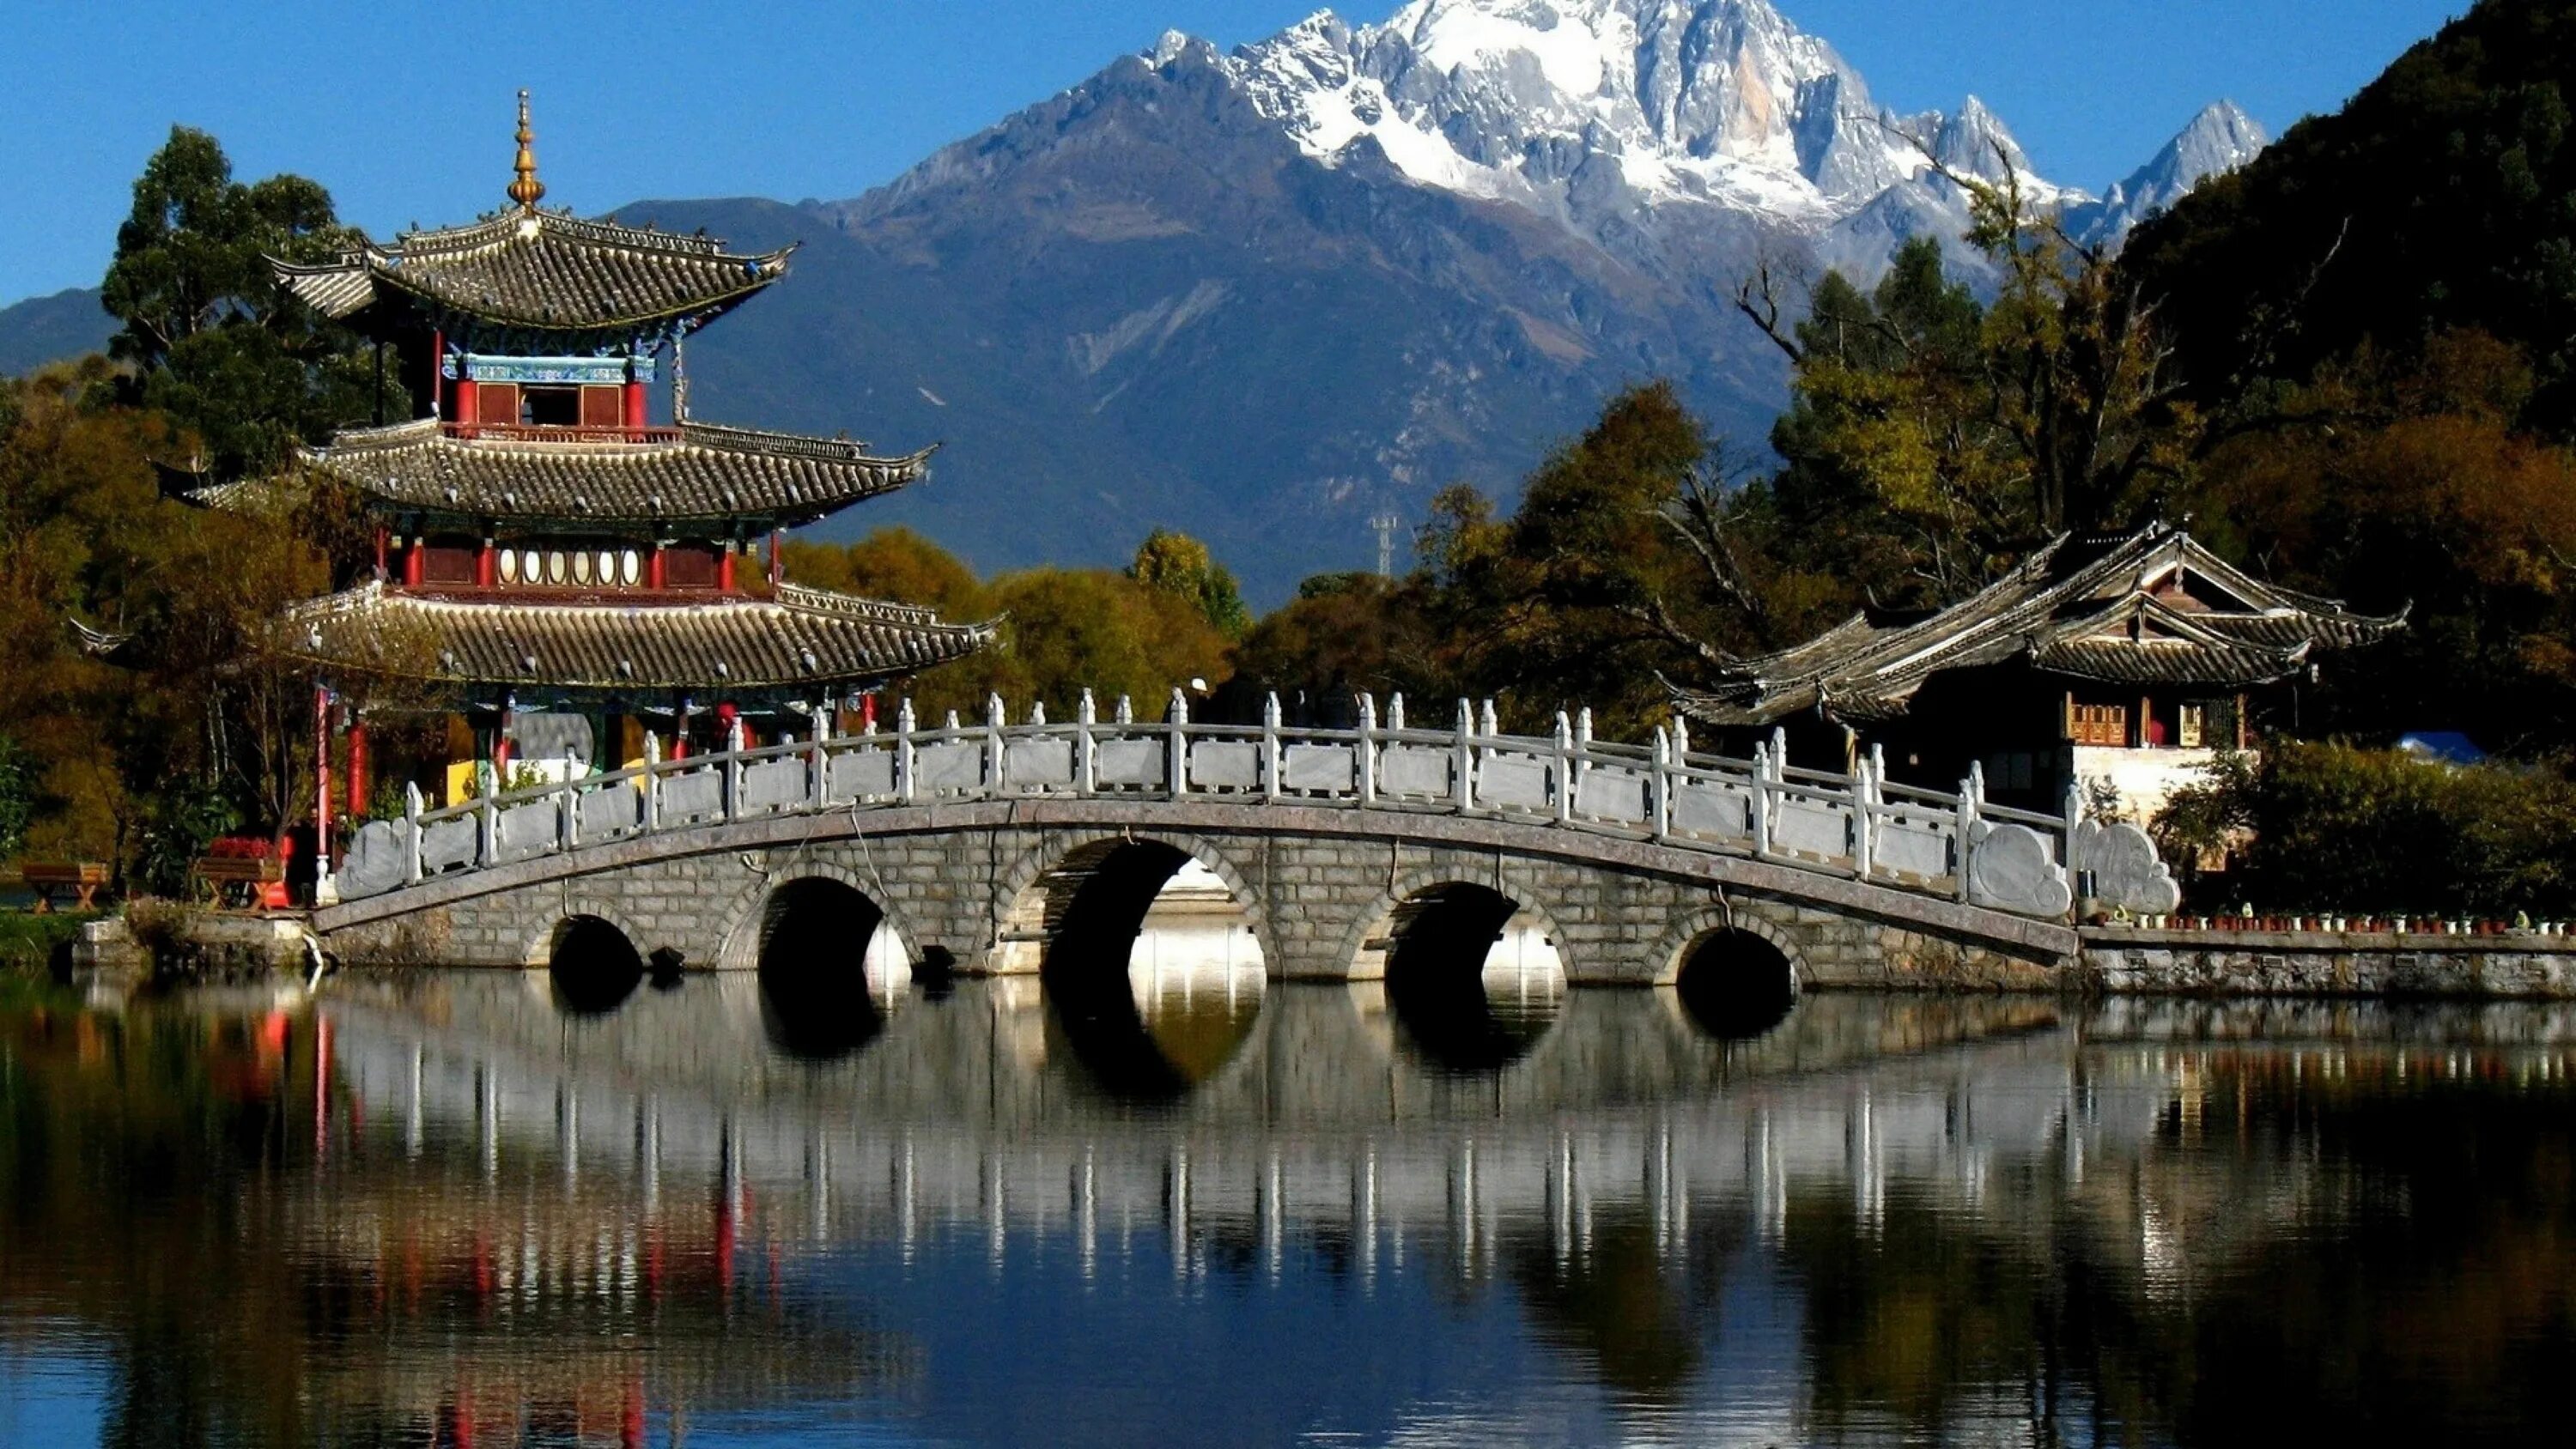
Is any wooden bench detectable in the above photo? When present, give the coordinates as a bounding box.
[192,856,287,911]
[19,862,109,913]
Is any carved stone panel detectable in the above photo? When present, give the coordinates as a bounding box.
[497,800,559,860]
[829,749,895,803]
[1379,746,1452,800]
[1479,753,1551,810]
[1670,779,1751,840]
[577,786,639,840]
[914,743,983,791]
[1772,797,1850,861]
[2075,819,2183,914]
[1968,823,2075,919]
[1095,739,1164,788]
[662,771,723,822]
[335,820,409,900]
[420,817,479,875]
[1188,741,1261,790]
[1005,737,1075,788]
[1873,814,1952,882]
[743,759,806,812]
[1577,767,1649,824]
[1284,744,1356,793]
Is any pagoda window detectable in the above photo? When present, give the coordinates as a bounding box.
[580,385,623,430]
[419,539,480,586]
[523,385,581,427]
[476,383,520,427]
[662,543,722,590]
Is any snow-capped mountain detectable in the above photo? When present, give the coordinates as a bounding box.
[1216,1,2098,282]
[2068,100,2270,246]
[643,4,2274,600]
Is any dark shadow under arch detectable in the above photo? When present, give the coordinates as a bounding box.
[756,877,890,1061]
[1038,839,1262,1101]
[1383,882,1560,1073]
[549,916,643,1016]
[1674,928,1798,1040]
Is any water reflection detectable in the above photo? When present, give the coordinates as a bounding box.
[1382,884,1567,1073]
[7,982,2576,1446]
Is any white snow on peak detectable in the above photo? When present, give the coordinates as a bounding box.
[1160,2,2256,278]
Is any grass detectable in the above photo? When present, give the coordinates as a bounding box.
[0,910,92,975]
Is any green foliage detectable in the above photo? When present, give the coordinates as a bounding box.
[0,913,87,975]
[0,737,35,863]
[99,126,392,479]
[1129,529,1251,639]
[2157,742,2576,915]
[131,778,240,900]
[2126,0,2576,432]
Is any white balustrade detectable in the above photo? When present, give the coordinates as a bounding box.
[375,693,2081,920]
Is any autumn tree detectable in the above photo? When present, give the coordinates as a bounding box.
[1129,528,1250,639]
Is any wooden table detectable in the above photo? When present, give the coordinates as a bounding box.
[192,856,286,910]
[20,862,109,912]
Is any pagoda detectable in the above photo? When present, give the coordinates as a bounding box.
[205,94,990,834]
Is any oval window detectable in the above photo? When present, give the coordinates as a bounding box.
[521,549,541,584]
[598,550,617,585]
[573,551,592,585]
[546,551,568,585]
[619,549,641,586]
[498,549,519,584]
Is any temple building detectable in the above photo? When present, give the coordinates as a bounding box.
[201,94,989,834]
[1671,524,2405,821]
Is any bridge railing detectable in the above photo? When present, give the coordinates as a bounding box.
[343,691,2093,920]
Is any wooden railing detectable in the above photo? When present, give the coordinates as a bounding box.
[440,423,681,445]
[339,694,2089,920]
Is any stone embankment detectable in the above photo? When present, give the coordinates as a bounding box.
[2079,927,2576,998]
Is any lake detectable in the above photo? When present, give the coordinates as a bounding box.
[3,954,2573,1446]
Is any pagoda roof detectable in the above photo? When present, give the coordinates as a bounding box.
[1672,524,2407,728]
[273,209,793,343]
[283,418,933,530]
[280,581,993,694]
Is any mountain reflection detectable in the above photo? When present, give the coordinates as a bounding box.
[4,981,2576,1446]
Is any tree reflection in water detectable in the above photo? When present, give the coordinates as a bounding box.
[8,981,2576,1446]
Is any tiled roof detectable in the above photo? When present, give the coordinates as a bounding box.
[290,419,933,529]
[1673,524,2406,728]
[281,582,993,693]
[273,210,792,337]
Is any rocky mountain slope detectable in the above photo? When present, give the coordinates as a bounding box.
[4,2,2263,602]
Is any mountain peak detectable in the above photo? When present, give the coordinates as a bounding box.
[2074,100,2270,246]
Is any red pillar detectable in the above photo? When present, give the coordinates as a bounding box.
[624,377,647,434]
[403,537,424,589]
[454,377,479,433]
[718,543,737,593]
[347,722,369,822]
[430,330,444,418]
[769,529,783,588]
[313,684,333,894]
[493,701,514,776]
[648,543,666,591]
[374,526,389,579]
[477,538,495,588]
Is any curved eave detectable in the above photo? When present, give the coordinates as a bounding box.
[276,582,992,693]
[295,424,937,531]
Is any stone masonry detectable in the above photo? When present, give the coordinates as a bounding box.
[316,799,2075,989]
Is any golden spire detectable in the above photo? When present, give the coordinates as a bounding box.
[507,89,545,211]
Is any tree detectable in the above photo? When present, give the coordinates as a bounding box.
[0,736,35,863]
[99,127,392,480]
[1129,529,1250,639]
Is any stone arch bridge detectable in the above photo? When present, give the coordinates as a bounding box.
[317,695,2165,989]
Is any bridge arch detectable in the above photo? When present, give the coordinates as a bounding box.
[997,832,1273,1100]
[1351,873,1573,1073]
[1338,863,1582,984]
[990,830,1277,979]
[1658,907,1801,1040]
[710,859,919,986]
[539,912,647,1016]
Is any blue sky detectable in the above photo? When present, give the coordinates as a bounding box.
[2,0,2464,305]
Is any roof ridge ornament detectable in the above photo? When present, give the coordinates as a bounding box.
[507,90,545,212]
